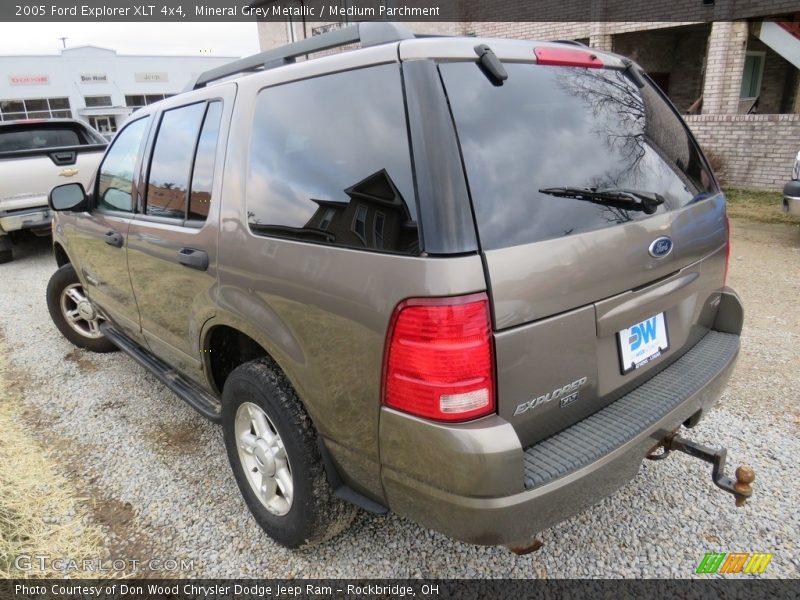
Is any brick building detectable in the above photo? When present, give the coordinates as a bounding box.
[257,2,800,190]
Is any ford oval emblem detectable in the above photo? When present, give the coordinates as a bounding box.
[649,236,673,258]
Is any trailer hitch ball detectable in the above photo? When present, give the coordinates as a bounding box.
[653,434,756,507]
[734,465,755,507]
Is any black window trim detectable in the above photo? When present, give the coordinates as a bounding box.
[138,98,222,227]
[92,114,153,217]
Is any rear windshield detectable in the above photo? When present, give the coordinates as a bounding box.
[0,124,102,152]
[440,62,717,250]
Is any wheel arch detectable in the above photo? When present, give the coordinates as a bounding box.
[53,241,70,267]
[204,324,267,395]
[201,316,304,403]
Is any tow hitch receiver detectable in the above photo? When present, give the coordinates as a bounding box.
[647,434,755,507]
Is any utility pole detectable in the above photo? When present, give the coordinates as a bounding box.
[58,37,68,49]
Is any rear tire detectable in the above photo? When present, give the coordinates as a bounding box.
[222,357,356,548]
[46,264,117,353]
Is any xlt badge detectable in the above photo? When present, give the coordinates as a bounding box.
[514,377,588,416]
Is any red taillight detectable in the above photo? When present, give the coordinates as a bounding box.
[382,293,495,422]
[723,213,731,286]
[534,47,604,68]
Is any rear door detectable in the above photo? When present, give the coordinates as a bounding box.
[438,56,727,446]
[126,85,233,386]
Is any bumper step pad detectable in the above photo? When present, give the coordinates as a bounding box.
[523,331,740,489]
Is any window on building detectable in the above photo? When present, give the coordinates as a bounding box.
[740,51,765,99]
[84,95,112,108]
[187,101,223,221]
[245,64,419,254]
[0,97,72,121]
[96,116,150,212]
[88,116,118,135]
[125,94,174,112]
[319,208,335,230]
[125,95,145,109]
[352,204,367,243]
[374,212,385,249]
[0,100,24,119]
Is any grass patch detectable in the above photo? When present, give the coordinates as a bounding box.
[0,334,105,578]
[725,189,800,226]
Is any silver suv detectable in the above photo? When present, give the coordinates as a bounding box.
[46,23,748,550]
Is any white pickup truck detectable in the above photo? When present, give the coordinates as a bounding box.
[0,119,106,263]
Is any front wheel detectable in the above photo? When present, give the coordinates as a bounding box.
[46,264,117,353]
[222,357,356,548]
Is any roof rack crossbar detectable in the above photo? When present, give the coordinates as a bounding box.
[190,22,414,90]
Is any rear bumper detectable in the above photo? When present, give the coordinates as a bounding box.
[380,292,743,545]
[0,205,51,233]
[783,180,800,215]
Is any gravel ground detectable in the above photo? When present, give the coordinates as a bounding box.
[0,218,798,579]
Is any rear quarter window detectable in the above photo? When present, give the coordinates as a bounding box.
[0,127,81,151]
[440,62,717,250]
[245,64,420,255]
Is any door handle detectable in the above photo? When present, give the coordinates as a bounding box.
[177,247,209,271]
[104,231,123,248]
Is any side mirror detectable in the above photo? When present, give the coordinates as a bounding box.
[49,183,88,212]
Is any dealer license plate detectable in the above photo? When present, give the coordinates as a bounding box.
[617,312,669,374]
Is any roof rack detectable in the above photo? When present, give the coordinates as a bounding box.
[189,21,414,90]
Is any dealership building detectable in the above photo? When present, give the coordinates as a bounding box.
[0,46,235,137]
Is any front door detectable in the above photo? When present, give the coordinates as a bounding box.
[126,86,233,386]
[67,115,152,340]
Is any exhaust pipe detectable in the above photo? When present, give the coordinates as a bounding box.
[647,433,755,507]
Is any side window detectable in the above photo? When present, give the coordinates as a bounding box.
[146,102,206,220]
[246,64,420,255]
[96,117,150,212]
[145,101,223,222]
[188,101,223,221]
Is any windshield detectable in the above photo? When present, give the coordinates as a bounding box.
[440,62,717,250]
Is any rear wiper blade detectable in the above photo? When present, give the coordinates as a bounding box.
[538,186,665,215]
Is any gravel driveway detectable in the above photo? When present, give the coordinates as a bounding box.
[1,218,798,578]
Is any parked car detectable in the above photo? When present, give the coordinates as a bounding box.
[45,23,748,550]
[0,119,106,263]
[783,149,800,215]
